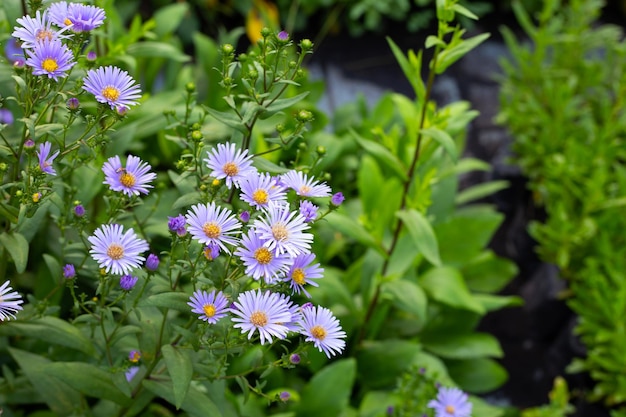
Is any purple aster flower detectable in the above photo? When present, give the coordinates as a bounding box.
[37,142,59,175]
[63,263,76,279]
[48,1,105,32]
[128,350,141,363]
[240,172,287,209]
[230,289,292,345]
[284,253,323,298]
[331,192,345,206]
[253,201,313,257]
[234,230,290,283]
[83,66,142,109]
[188,289,229,324]
[280,170,331,197]
[204,142,256,189]
[276,292,301,332]
[74,204,85,217]
[25,39,75,80]
[185,202,241,253]
[0,109,14,125]
[0,280,23,321]
[299,200,318,223]
[203,242,221,261]
[88,224,149,275]
[12,10,70,49]
[277,31,290,41]
[125,365,140,382]
[102,155,156,196]
[427,387,472,417]
[4,38,22,63]
[298,305,346,358]
[279,391,290,402]
[119,274,138,291]
[168,214,187,236]
[145,254,159,271]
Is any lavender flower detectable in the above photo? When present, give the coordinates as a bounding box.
[48,1,106,32]
[63,264,76,279]
[298,305,346,358]
[66,97,80,110]
[203,242,221,261]
[119,274,139,291]
[427,387,472,417]
[280,170,331,197]
[234,230,290,283]
[185,202,241,253]
[168,214,186,236]
[128,350,141,363]
[253,202,313,257]
[299,200,318,223]
[284,253,323,297]
[102,155,156,196]
[230,289,292,345]
[240,172,287,209]
[0,109,14,125]
[331,192,345,206]
[74,204,85,217]
[12,10,70,49]
[25,39,75,80]
[37,142,59,175]
[125,366,140,382]
[88,224,149,275]
[83,66,142,109]
[188,289,229,324]
[145,254,159,271]
[204,142,256,189]
[0,280,23,321]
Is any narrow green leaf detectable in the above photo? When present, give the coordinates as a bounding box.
[0,200,19,223]
[43,253,62,281]
[162,345,193,409]
[452,3,479,19]
[139,292,190,313]
[436,33,490,74]
[42,362,131,405]
[474,294,524,311]
[205,108,247,133]
[386,37,424,99]
[420,127,458,161]
[351,128,408,181]
[264,91,309,112]
[423,333,503,359]
[455,180,510,205]
[425,35,446,49]
[324,212,385,255]
[296,359,356,417]
[126,42,190,62]
[382,279,427,322]
[252,157,289,174]
[143,379,223,417]
[463,251,518,293]
[0,231,29,273]
[419,266,485,314]
[153,3,189,36]
[396,209,441,266]
[172,192,203,210]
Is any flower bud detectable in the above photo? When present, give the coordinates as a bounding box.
[289,353,301,364]
[191,130,203,141]
[63,264,76,279]
[331,192,345,207]
[299,39,314,51]
[146,254,159,271]
[67,97,80,110]
[296,109,313,123]
[316,146,326,156]
[185,82,196,93]
[120,274,138,291]
[277,30,290,42]
[221,44,234,55]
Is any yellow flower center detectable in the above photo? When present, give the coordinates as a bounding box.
[311,325,326,341]
[299,185,311,195]
[64,17,73,26]
[36,29,53,41]
[250,311,268,327]
[42,58,58,73]
[202,222,221,239]
[271,223,288,242]
[212,179,220,186]
[107,243,124,260]
[292,268,306,285]
[252,189,268,205]
[445,405,455,414]
[254,247,273,265]
[203,304,216,317]
[119,171,136,188]
[102,86,120,102]
[222,162,239,177]
[129,351,141,363]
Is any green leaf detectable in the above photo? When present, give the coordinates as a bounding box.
[351,128,408,181]
[8,348,81,415]
[447,358,508,393]
[324,211,385,255]
[436,33,490,74]
[423,333,503,359]
[264,92,309,112]
[474,294,524,311]
[143,379,223,417]
[296,359,356,417]
[42,362,131,405]
[0,200,19,223]
[463,251,518,293]
[252,156,289,174]
[153,3,189,36]
[172,191,203,210]
[0,231,29,273]
[386,37,425,100]
[382,279,427,325]
[205,107,247,133]
[0,316,95,355]
[420,126,458,161]
[419,266,485,314]
[396,209,441,266]
[126,42,190,62]
[139,292,190,313]
[455,180,510,205]
[162,345,193,409]
[452,3,479,20]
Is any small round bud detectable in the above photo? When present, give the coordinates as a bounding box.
[191,123,201,130]
[63,264,76,279]
[296,109,314,123]
[15,190,23,197]
[222,77,233,87]
[23,139,35,150]
[32,192,42,203]
[238,53,248,62]
[239,211,250,223]
[331,192,345,207]
[120,274,138,291]
[175,159,186,170]
[298,142,307,150]
[288,60,297,69]
[221,44,234,55]
[276,123,285,133]
[211,179,220,187]
[260,27,272,38]
[86,51,97,61]
[295,69,305,79]
[200,183,208,191]
[13,59,25,71]
[185,82,196,93]
[0,109,14,125]
[289,353,301,364]
[277,30,290,42]
[67,97,80,110]
[316,146,326,156]
[279,391,290,402]
[191,130,203,141]
[248,69,258,79]
[0,163,7,172]
[74,204,85,217]
[116,105,128,116]
[146,254,160,271]
[299,39,314,51]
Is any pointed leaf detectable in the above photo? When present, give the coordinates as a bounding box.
[324,212,385,255]
[0,231,29,273]
[436,33,490,74]
[265,91,309,112]
[0,316,95,354]
[139,292,191,313]
[296,359,356,417]
[126,42,190,62]
[423,333,503,359]
[420,127,458,161]
[143,379,223,417]
[419,266,484,314]
[455,180,509,205]
[396,209,441,266]
[351,128,408,181]
[162,344,193,409]
[382,279,427,325]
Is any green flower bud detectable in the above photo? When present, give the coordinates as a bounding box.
[239,53,248,62]
[276,123,285,133]
[288,60,297,69]
[296,109,314,123]
[191,130,203,141]
[191,123,201,131]
[15,190,23,197]
[299,39,314,51]
[260,27,272,38]
[221,44,234,55]
[248,69,258,79]
[0,162,7,172]
[316,146,326,156]
[185,82,196,93]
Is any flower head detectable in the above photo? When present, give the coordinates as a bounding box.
[280,170,331,197]
[63,263,76,279]
[427,387,472,417]
[37,142,59,175]
[74,204,85,217]
[185,202,241,253]
[12,10,70,49]
[0,280,23,321]
[119,274,138,291]
[240,172,287,209]
[168,214,186,236]
[204,142,256,189]
[284,253,323,297]
[299,200,318,223]
[188,290,229,324]
[50,2,105,32]
[25,39,75,80]
[66,97,80,110]
[83,66,141,109]
[102,155,156,196]
[230,289,292,345]
[88,224,149,275]
[298,305,346,358]
[125,366,140,382]
[203,242,221,261]
[253,202,313,257]
[234,230,291,283]
[4,38,22,62]
[145,254,159,271]
[331,192,345,206]
[0,109,14,125]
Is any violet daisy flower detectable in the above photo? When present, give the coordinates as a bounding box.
[253,201,313,257]
[119,274,138,291]
[204,142,256,189]
[185,202,241,253]
[49,2,105,32]
[12,10,70,49]
[83,66,142,109]
[234,230,290,283]
[37,142,59,175]
[0,280,23,321]
[230,289,293,345]
[284,253,323,298]
[299,200,318,223]
[240,172,287,209]
[427,387,472,417]
[167,214,187,236]
[188,290,229,324]
[298,305,346,358]
[280,170,331,197]
[25,38,75,80]
[63,263,76,279]
[88,224,149,275]
[331,192,345,206]
[102,155,156,196]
